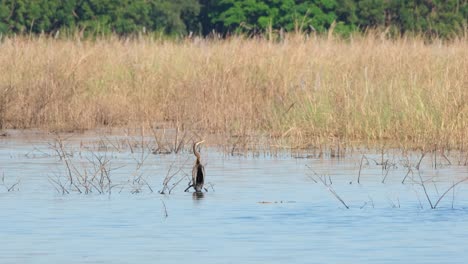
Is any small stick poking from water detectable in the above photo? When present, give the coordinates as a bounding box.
[401,168,413,184]
[161,199,168,218]
[305,165,317,183]
[1,172,20,192]
[319,176,349,209]
[452,181,455,209]
[368,196,375,208]
[357,155,368,184]
[418,171,434,209]
[205,182,215,192]
[360,202,368,209]
[416,152,426,170]
[441,151,452,166]
[433,177,468,209]
[306,167,349,209]
[381,167,391,184]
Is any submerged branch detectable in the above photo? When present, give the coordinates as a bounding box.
[433,177,468,209]
[306,166,349,209]
[418,171,434,209]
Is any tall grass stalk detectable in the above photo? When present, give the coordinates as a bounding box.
[0,33,466,149]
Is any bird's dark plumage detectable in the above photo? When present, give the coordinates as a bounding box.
[190,140,205,192]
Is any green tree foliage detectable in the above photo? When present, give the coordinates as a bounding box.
[294,0,338,32]
[205,0,340,34]
[203,0,466,37]
[0,0,466,38]
[0,0,76,34]
[334,0,358,34]
[0,0,200,36]
[386,0,467,38]
[149,0,200,34]
[356,0,385,28]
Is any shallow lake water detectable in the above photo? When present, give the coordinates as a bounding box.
[1,131,467,264]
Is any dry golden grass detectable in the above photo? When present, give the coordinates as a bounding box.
[0,34,466,150]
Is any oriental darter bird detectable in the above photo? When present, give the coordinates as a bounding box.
[184,140,206,193]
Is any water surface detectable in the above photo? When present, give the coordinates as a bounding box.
[1,132,467,264]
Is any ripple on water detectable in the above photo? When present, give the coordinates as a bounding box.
[0,136,467,264]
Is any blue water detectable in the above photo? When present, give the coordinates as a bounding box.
[1,132,467,264]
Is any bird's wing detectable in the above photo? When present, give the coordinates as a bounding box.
[192,164,198,184]
[201,165,206,184]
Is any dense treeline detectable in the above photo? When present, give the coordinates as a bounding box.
[0,0,466,38]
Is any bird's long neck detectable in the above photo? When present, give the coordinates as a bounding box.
[193,141,202,163]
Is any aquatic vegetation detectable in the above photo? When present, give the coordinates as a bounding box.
[48,135,117,194]
[1,172,19,192]
[0,33,465,151]
[307,149,468,210]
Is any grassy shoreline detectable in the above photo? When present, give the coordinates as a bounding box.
[0,34,466,150]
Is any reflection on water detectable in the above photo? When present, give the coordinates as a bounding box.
[192,191,205,200]
[1,133,468,264]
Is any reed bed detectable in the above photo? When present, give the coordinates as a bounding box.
[0,34,466,150]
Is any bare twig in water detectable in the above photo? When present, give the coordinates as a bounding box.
[305,165,317,183]
[360,202,368,209]
[417,171,434,209]
[433,177,468,209]
[205,182,216,192]
[173,125,188,154]
[368,196,375,208]
[126,133,155,194]
[414,166,468,209]
[1,172,20,192]
[432,179,440,197]
[149,125,171,154]
[51,134,75,185]
[148,123,190,155]
[169,172,190,194]
[441,150,452,166]
[161,199,168,218]
[387,196,400,208]
[416,152,426,170]
[47,136,127,195]
[357,155,369,184]
[48,176,62,194]
[401,168,413,184]
[411,187,423,209]
[306,167,349,209]
[48,175,69,194]
[381,167,391,184]
[452,180,455,209]
[159,156,191,194]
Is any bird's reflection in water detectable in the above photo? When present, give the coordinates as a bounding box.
[192,191,205,201]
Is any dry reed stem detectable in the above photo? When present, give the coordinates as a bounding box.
[307,167,349,209]
[1,172,20,192]
[159,156,191,194]
[357,154,369,184]
[161,199,168,218]
[49,135,123,194]
[433,177,468,209]
[0,34,466,150]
